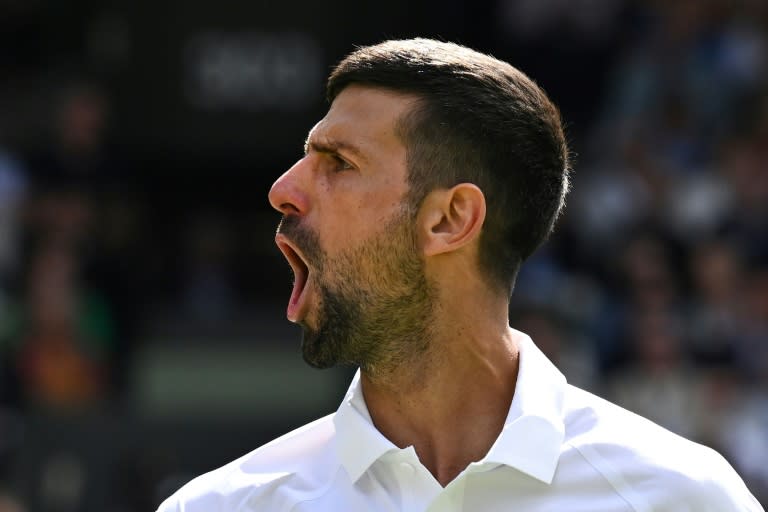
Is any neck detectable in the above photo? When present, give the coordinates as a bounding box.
[360,292,520,487]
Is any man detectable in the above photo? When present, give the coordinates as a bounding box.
[158,39,763,511]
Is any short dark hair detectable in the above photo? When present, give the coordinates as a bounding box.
[327,38,571,294]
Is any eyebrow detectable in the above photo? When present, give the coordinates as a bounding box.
[304,137,368,162]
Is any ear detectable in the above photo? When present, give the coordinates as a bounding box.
[419,183,486,257]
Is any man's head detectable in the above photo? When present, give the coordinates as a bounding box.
[269,39,570,375]
[327,38,571,294]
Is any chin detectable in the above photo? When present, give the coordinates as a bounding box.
[300,328,337,369]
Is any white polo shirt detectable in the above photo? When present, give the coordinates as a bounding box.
[157,335,763,511]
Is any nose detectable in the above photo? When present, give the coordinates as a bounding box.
[268,158,310,216]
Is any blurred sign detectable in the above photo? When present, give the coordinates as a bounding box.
[108,0,417,160]
[184,31,322,112]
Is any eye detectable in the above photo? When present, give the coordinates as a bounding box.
[331,154,354,172]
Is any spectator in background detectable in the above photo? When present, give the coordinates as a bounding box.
[2,236,114,411]
[32,81,112,192]
[25,81,111,246]
[687,239,746,366]
[722,115,768,264]
[592,233,682,374]
[606,309,706,440]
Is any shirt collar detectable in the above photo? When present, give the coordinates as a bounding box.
[333,332,567,485]
[333,370,400,483]
[481,333,566,484]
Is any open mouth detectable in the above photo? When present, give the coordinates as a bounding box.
[275,235,310,321]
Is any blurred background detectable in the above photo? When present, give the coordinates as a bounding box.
[0,0,767,509]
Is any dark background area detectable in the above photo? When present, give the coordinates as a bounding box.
[1,0,767,510]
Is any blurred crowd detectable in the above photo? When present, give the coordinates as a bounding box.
[0,0,767,509]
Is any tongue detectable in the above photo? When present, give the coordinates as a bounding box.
[287,272,307,322]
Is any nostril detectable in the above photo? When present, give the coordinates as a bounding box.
[280,202,300,215]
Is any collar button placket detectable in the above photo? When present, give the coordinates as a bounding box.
[387,452,440,512]
[425,477,466,512]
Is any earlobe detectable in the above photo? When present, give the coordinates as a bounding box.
[422,184,486,257]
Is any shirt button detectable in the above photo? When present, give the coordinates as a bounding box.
[399,462,415,475]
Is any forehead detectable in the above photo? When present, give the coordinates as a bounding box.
[307,85,419,157]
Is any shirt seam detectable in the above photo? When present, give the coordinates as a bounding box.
[567,440,650,512]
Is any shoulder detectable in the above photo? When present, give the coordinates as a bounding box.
[156,413,341,512]
[561,385,762,511]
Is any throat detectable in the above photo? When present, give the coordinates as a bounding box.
[359,334,520,489]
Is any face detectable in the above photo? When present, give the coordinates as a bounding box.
[268,86,435,375]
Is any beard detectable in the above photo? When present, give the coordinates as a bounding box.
[278,208,435,379]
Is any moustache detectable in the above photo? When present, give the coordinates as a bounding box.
[277,214,301,237]
[277,215,322,263]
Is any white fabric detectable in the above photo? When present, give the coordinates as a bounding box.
[157,335,763,511]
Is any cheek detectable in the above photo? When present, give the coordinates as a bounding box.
[319,181,408,254]
[321,210,372,250]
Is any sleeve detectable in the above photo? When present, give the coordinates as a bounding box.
[687,451,765,512]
